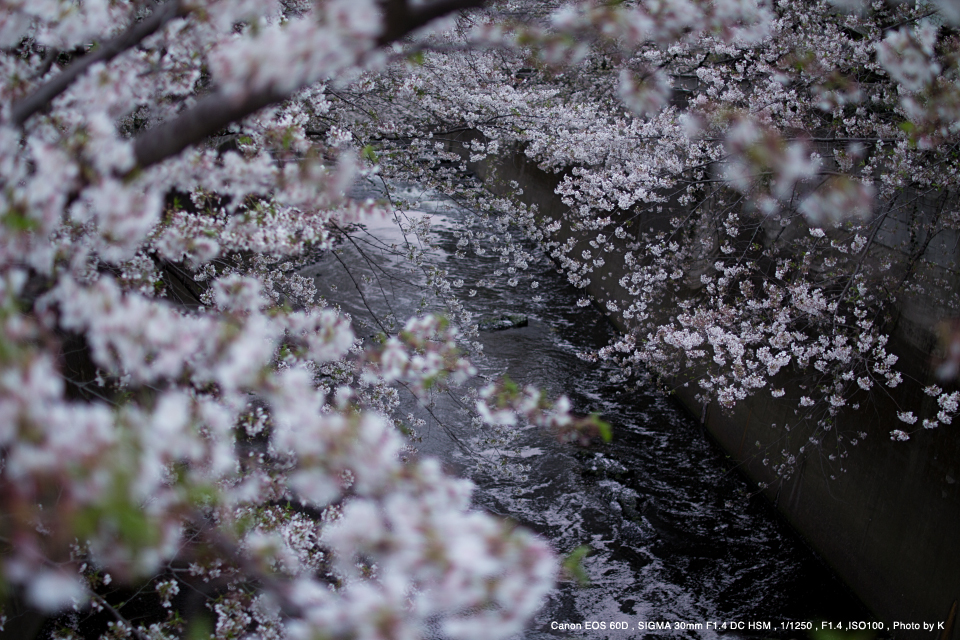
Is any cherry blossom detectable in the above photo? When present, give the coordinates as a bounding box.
[1,0,959,636]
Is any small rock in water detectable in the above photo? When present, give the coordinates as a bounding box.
[478,313,528,331]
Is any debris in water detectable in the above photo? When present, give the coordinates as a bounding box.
[478,313,529,331]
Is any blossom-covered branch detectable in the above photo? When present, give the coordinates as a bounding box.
[9,0,187,127]
[133,0,488,169]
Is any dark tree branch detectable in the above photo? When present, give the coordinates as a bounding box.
[377,0,486,46]
[133,87,286,169]
[132,0,486,170]
[9,0,186,128]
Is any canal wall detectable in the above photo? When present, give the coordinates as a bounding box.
[453,132,960,637]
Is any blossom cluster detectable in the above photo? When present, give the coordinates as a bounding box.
[0,1,588,638]
[330,0,960,481]
[3,0,960,636]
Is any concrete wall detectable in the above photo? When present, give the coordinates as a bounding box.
[455,134,960,636]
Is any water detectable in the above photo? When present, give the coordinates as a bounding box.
[304,182,875,638]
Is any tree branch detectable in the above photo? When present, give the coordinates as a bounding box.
[133,87,286,169]
[9,0,186,128]
[132,0,486,170]
[377,0,486,46]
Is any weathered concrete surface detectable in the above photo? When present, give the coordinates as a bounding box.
[455,133,960,637]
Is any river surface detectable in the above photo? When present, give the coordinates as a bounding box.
[305,182,875,639]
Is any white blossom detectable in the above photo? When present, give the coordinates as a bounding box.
[897,411,918,425]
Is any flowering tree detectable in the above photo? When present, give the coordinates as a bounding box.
[0,1,606,637]
[339,0,960,479]
[2,0,959,637]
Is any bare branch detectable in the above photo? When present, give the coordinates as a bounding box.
[132,0,487,170]
[9,0,186,128]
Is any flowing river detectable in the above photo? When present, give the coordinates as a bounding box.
[304,182,875,638]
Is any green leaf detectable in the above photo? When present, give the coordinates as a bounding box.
[562,546,591,586]
[811,629,876,640]
[592,415,612,442]
[500,375,519,396]
[2,209,38,232]
[187,614,214,640]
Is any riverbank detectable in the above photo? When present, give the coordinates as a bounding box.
[457,134,960,637]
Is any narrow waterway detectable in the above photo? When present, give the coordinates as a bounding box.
[304,182,875,638]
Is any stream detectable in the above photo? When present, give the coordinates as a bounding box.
[304,182,875,639]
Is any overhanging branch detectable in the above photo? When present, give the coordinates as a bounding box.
[377,0,486,46]
[133,88,285,169]
[9,0,186,128]
[132,0,487,170]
